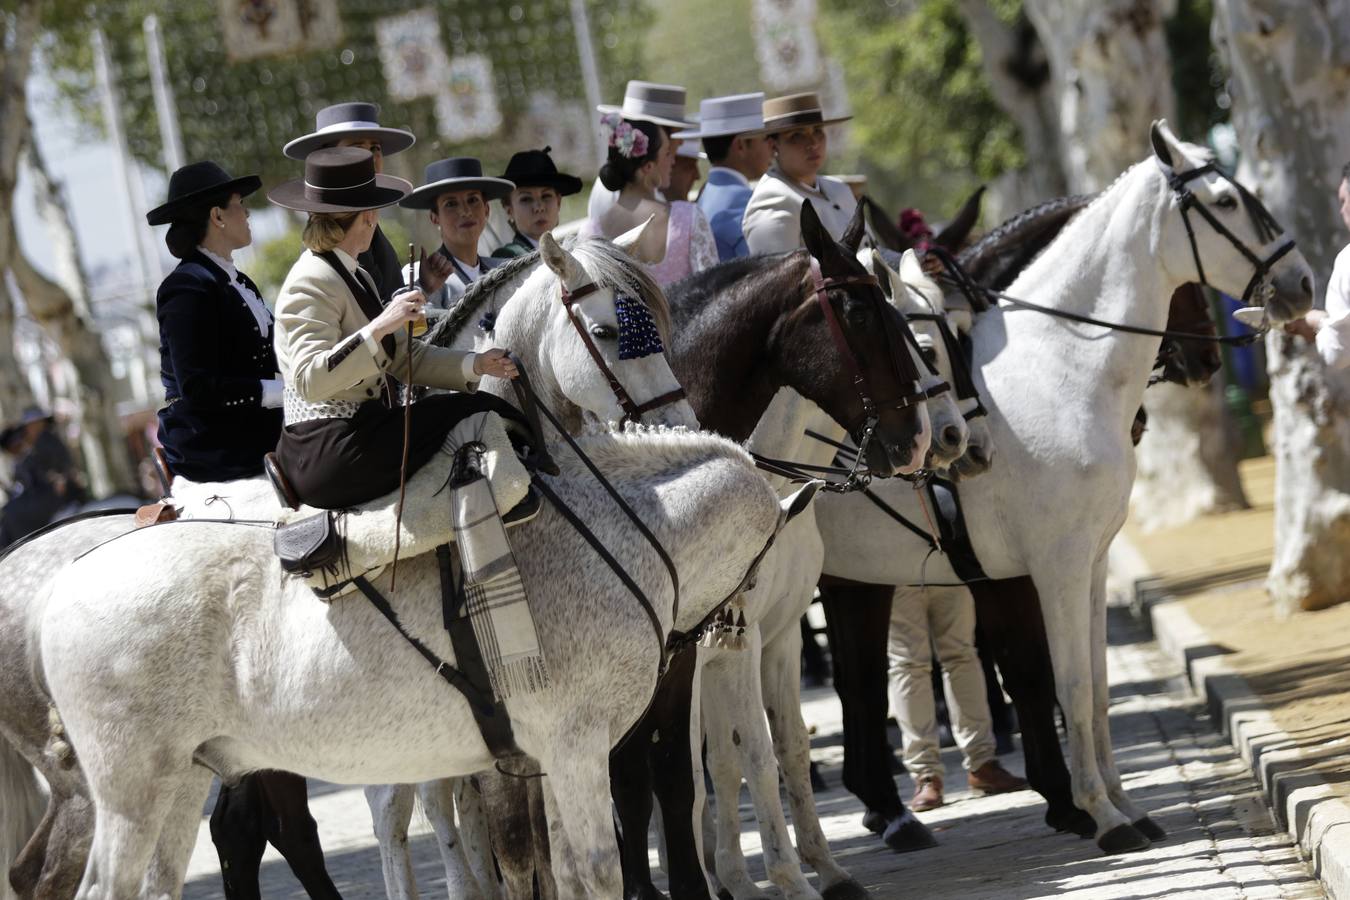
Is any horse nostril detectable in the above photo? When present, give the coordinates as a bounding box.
[968,445,989,464]
[941,425,963,448]
[1302,275,1313,297]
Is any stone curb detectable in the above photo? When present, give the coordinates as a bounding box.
[1149,596,1350,900]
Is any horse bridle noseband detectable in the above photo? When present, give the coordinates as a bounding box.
[559,281,687,425]
[1168,161,1296,307]
[903,310,987,422]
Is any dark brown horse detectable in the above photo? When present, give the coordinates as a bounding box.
[820,195,1223,849]
[610,200,930,900]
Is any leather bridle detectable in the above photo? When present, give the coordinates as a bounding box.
[1167,162,1296,307]
[904,310,987,422]
[559,281,688,426]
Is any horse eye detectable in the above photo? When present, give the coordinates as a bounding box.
[1215,194,1238,210]
[590,324,618,341]
[842,297,870,324]
[921,347,938,365]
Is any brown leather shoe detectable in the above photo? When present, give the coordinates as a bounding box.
[968,760,1029,795]
[910,774,944,812]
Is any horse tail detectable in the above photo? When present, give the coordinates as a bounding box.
[0,733,46,900]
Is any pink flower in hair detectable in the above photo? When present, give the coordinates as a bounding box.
[601,111,650,159]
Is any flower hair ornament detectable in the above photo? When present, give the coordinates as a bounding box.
[601,112,650,159]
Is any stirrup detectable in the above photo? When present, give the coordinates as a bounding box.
[502,486,541,527]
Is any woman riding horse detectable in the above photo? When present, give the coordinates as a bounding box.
[268,147,522,510]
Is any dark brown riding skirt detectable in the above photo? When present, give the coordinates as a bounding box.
[275,392,522,509]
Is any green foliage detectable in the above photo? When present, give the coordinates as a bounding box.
[641,0,761,101]
[818,0,1025,219]
[39,0,650,189]
[1166,0,1224,140]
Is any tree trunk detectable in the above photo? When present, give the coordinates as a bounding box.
[13,117,139,496]
[1213,0,1350,613]
[1018,0,1249,525]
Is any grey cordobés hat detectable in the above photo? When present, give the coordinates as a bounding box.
[283,101,416,160]
[400,157,515,210]
[268,147,412,214]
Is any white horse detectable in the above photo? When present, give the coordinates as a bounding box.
[694,246,975,900]
[0,226,695,900]
[39,423,798,900]
[812,122,1313,852]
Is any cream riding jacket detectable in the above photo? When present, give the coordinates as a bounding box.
[741,164,859,254]
[273,248,478,424]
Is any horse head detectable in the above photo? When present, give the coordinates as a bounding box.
[1150,119,1313,323]
[525,227,698,432]
[780,200,931,475]
[868,248,971,470]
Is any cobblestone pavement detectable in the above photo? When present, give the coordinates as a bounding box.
[182,608,1324,899]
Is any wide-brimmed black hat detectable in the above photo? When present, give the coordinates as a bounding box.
[400,157,515,210]
[498,147,582,196]
[268,147,412,214]
[146,161,261,226]
[283,101,416,160]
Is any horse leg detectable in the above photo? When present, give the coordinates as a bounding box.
[257,772,342,900]
[645,648,712,900]
[1086,560,1162,840]
[608,677,662,900]
[538,776,583,899]
[702,653,768,900]
[364,784,420,900]
[526,776,557,900]
[209,777,266,900]
[13,787,94,900]
[76,755,184,900]
[540,731,621,899]
[454,777,501,898]
[470,769,532,899]
[707,630,821,900]
[10,786,56,897]
[143,766,215,900]
[820,583,934,853]
[760,621,865,900]
[1031,562,1146,854]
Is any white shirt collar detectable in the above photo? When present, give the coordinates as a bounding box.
[710,166,750,188]
[517,232,539,250]
[452,254,484,282]
[768,163,823,197]
[332,247,360,274]
[197,246,238,280]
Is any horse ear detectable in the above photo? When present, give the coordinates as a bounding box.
[800,200,831,261]
[1151,119,1176,170]
[870,249,902,302]
[933,185,984,251]
[611,214,659,262]
[539,232,587,287]
[840,202,866,253]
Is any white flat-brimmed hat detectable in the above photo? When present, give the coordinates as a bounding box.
[672,93,768,140]
[596,81,695,129]
[761,92,852,133]
[283,102,416,160]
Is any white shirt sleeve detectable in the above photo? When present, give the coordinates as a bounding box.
[260,378,284,409]
[1316,244,1350,370]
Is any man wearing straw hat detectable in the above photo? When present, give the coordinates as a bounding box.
[675,92,773,261]
[586,81,696,221]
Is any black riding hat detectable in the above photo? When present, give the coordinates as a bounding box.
[400,157,515,210]
[267,147,411,214]
[498,147,583,197]
[146,161,261,226]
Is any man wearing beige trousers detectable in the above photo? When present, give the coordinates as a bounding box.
[889,584,1028,810]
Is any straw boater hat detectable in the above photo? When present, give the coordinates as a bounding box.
[498,148,583,196]
[597,81,695,130]
[268,147,411,214]
[673,93,769,140]
[283,102,416,160]
[400,158,515,210]
[146,161,261,226]
[761,92,852,134]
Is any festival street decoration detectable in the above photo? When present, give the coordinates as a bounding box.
[752,0,824,91]
[218,0,342,62]
[434,53,503,142]
[517,92,594,172]
[375,7,451,102]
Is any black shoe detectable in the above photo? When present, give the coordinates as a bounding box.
[503,487,541,526]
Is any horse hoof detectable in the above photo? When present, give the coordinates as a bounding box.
[861,808,888,834]
[1133,816,1167,842]
[1046,806,1096,838]
[1097,823,1151,854]
[883,810,938,853]
[822,879,871,900]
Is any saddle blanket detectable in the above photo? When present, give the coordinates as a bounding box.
[169,412,531,596]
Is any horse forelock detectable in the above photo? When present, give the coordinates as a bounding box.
[571,238,673,342]
[551,424,755,482]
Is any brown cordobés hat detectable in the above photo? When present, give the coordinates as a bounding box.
[268,147,411,214]
[761,92,852,134]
